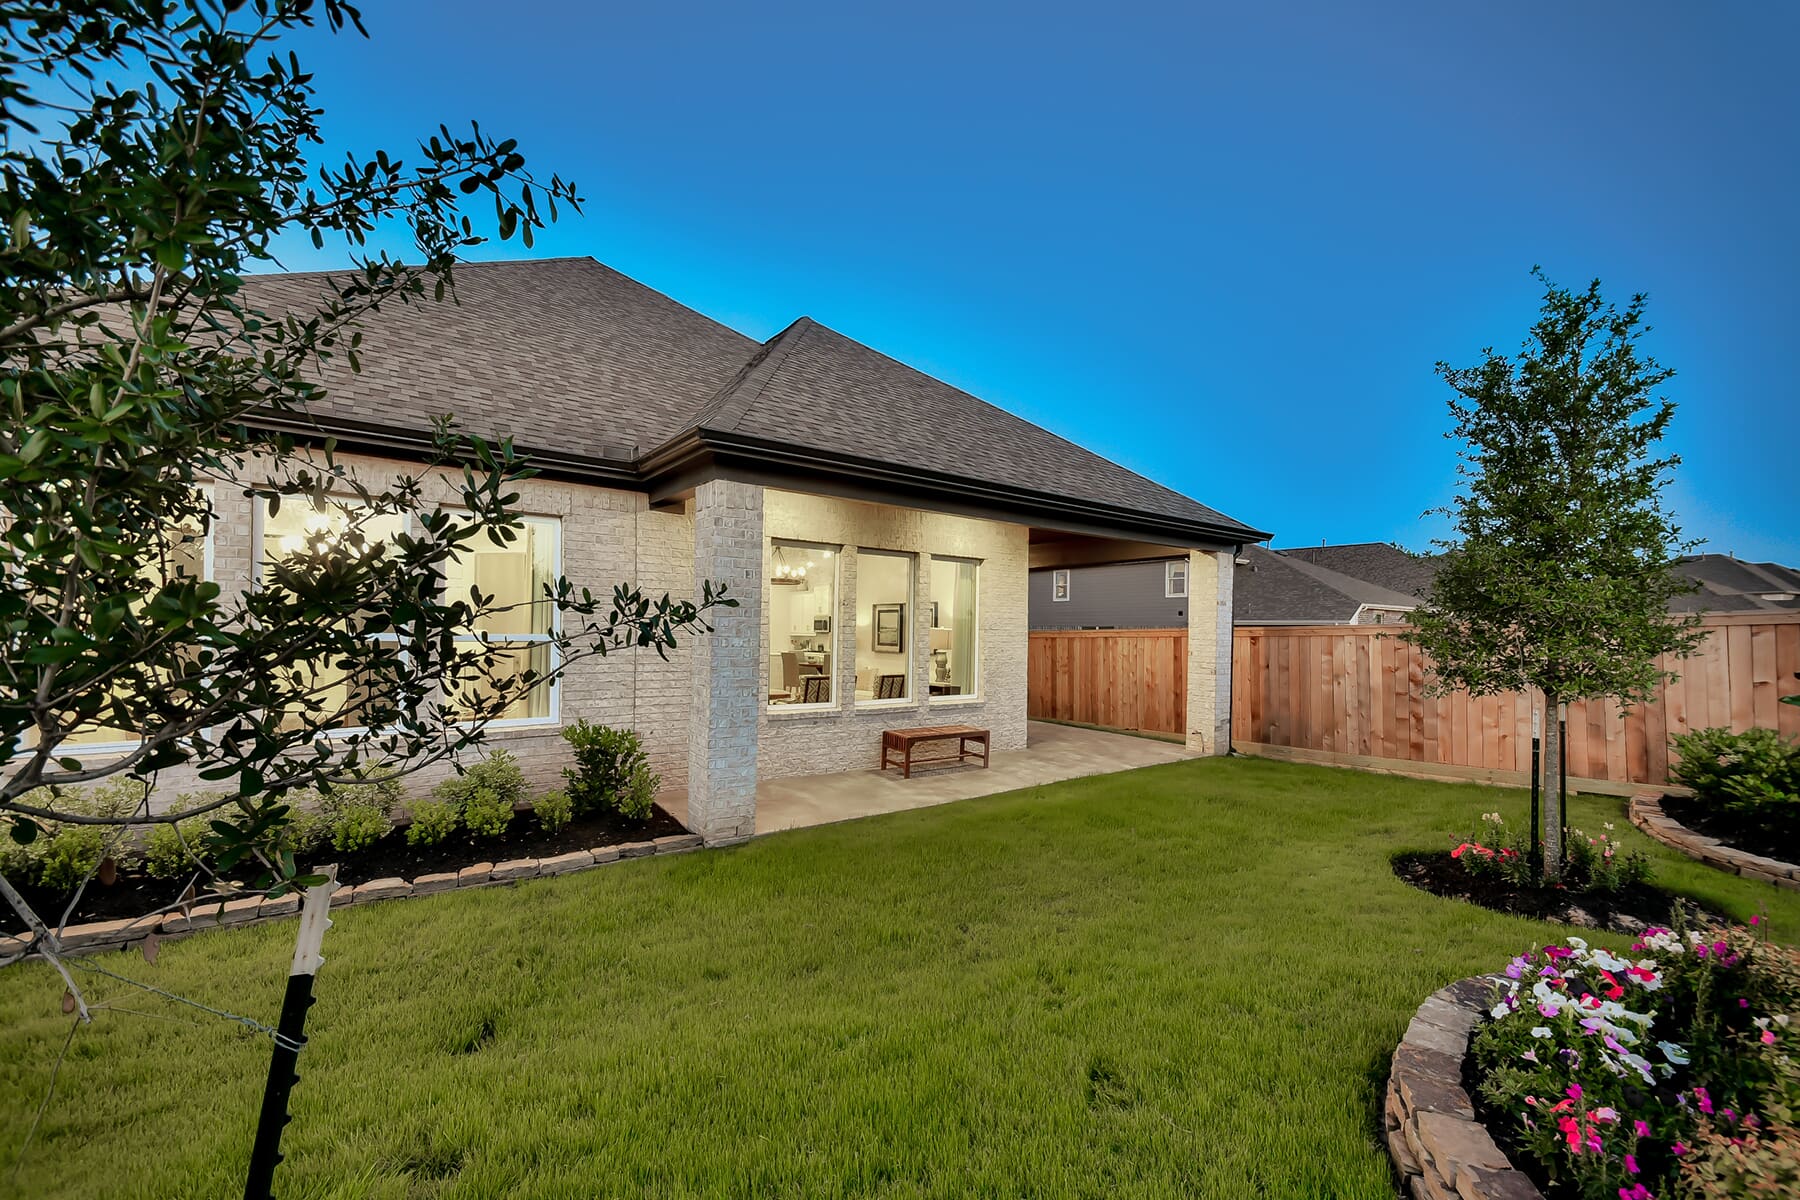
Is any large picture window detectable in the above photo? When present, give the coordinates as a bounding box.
[767,539,838,707]
[440,514,559,723]
[928,556,979,699]
[261,496,405,732]
[855,549,913,704]
[62,503,211,748]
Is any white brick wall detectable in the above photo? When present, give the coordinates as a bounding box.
[758,489,1029,781]
[1185,548,1234,754]
[685,479,763,843]
[46,458,1038,834]
[61,449,697,811]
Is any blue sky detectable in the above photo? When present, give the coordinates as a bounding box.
[271,1,1797,561]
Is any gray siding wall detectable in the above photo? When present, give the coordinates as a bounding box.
[1028,559,1188,630]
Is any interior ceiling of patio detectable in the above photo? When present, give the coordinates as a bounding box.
[1027,528,1192,570]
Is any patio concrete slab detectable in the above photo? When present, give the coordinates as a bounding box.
[660,721,1195,836]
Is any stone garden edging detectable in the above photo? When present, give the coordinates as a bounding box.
[0,832,706,965]
[1627,790,1800,892]
[1384,974,1544,1200]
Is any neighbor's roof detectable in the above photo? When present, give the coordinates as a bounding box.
[1276,541,1440,601]
[1669,554,1800,613]
[1233,546,1421,624]
[240,258,1266,546]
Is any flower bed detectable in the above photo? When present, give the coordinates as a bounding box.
[1465,924,1798,1199]
[0,799,687,937]
[1629,792,1800,893]
[1393,812,1709,933]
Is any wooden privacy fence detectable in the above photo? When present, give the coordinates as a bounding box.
[1028,629,1187,736]
[1230,613,1800,794]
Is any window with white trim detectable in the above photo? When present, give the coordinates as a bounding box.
[440,513,560,724]
[1052,568,1070,601]
[1165,559,1189,599]
[928,556,978,699]
[855,549,914,704]
[767,539,839,708]
[261,496,406,732]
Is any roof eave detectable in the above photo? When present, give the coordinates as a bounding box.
[645,427,1270,548]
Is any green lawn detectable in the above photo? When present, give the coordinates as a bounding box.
[1,758,1794,1199]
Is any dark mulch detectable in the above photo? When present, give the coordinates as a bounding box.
[0,803,686,937]
[1660,794,1794,864]
[1392,850,1717,933]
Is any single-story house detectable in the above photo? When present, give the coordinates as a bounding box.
[72,258,1267,843]
[1030,543,1422,630]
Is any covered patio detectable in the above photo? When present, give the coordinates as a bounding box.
[663,720,1194,835]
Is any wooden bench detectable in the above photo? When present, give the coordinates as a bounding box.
[880,725,991,778]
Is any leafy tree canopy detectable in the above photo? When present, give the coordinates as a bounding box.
[1407,268,1703,710]
[0,0,730,936]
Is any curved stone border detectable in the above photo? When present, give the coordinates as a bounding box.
[0,832,704,965]
[1628,790,1799,891]
[1384,974,1544,1200]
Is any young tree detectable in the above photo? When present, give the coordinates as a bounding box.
[1406,269,1703,873]
[0,0,732,967]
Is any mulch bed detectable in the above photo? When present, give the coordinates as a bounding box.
[1659,794,1792,864]
[0,803,686,937]
[1392,850,1717,934]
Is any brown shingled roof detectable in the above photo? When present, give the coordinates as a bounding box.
[239,257,1267,545]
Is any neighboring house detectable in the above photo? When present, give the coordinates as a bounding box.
[1275,541,1440,604]
[1233,546,1421,625]
[1030,544,1420,630]
[1669,554,1800,613]
[72,258,1267,844]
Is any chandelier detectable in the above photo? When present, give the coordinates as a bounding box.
[771,543,808,585]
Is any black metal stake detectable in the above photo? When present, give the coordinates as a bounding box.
[1558,718,1568,846]
[1529,733,1542,884]
[245,870,335,1200]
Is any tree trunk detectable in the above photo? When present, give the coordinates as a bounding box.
[1542,692,1563,875]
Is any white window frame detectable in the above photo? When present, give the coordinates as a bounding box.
[855,547,917,709]
[767,538,843,713]
[441,510,563,731]
[927,555,980,705]
[50,487,218,758]
[1052,568,1071,602]
[1165,558,1189,599]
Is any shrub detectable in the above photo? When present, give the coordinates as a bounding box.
[4,781,145,893]
[618,763,658,821]
[405,798,461,846]
[145,816,212,879]
[1471,922,1800,1200]
[562,721,659,819]
[1670,726,1800,844]
[328,801,391,853]
[432,749,526,840]
[534,789,573,834]
[460,786,513,839]
[317,768,403,854]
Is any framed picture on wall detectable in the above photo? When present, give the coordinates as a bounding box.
[873,603,905,652]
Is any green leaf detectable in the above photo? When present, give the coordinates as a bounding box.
[8,818,38,845]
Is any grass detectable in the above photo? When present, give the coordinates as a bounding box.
[0,757,1794,1199]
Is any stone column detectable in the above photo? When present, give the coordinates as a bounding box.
[1185,548,1236,755]
[686,479,763,843]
